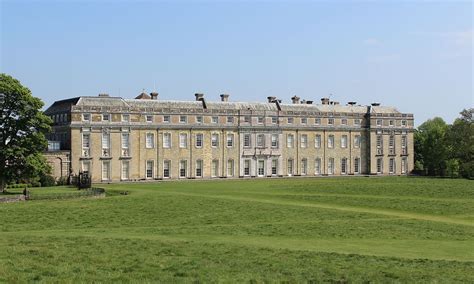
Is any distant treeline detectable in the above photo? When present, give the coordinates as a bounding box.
[414,108,473,179]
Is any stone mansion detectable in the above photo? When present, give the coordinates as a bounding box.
[44,92,414,183]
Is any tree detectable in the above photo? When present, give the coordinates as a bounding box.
[0,74,52,192]
[446,108,474,179]
[414,117,449,176]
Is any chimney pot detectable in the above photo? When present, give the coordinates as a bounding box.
[321,97,330,105]
[195,93,204,101]
[348,101,357,106]
[291,95,300,104]
[150,92,159,100]
[98,93,109,97]
[371,102,381,106]
[267,96,276,103]
[220,94,229,102]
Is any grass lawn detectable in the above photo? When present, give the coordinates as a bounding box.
[0,177,473,282]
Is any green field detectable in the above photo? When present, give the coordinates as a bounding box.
[1,177,473,282]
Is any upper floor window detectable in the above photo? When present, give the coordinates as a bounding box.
[401,120,407,127]
[179,133,187,148]
[257,134,265,147]
[301,118,307,124]
[328,118,334,125]
[287,117,294,124]
[258,116,264,124]
[82,133,90,149]
[271,134,278,148]
[315,134,321,148]
[163,133,171,148]
[227,116,234,124]
[341,118,347,125]
[301,134,308,148]
[196,116,203,123]
[244,115,251,123]
[163,115,170,123]
[179,115,187,123]
[271,116,278,124]
[83,113,91,122]
[354,119,361,126]
[195,134,203,148]
[146,115,153,123]
[328,135,334,148]
[354,135,361,148]
[102,114,110,122]
[146,133,155,148]
[244,134,251,148]
[211,133,219,147]
[376,119,382,126]
[227,134,234,147]
[315,118,321,125]
[341,135,348,148]
[389,120,394,127]
[287,134,294,148]
[212,116,218,124]
[122,114,130,122]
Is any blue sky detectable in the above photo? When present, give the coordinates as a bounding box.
[1,1,472,125]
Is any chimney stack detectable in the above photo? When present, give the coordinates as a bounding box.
[321,97,330,105]
[220,94,229,102]
[150,92,159,100]
[195,93,204,101]
[306,100,313,104]
[267,96,276,103]
[348,101,357,106]
[291,95,300,104]
[371,102,381,106]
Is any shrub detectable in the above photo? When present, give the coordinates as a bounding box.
[56,176,68,186]
[40,175,56,187]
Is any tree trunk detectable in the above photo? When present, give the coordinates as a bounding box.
[0,178,5,193]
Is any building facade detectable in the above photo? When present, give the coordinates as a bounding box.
[44,93,414,183]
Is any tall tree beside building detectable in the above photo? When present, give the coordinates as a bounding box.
[414,117,449,176]
[0,74,52,192]
[446,109,474,178]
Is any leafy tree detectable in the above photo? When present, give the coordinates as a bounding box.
[0,74,52,192]
[414,117,449,176]
[446,108,474,179]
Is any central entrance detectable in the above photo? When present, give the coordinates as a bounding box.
[257,160,265,177]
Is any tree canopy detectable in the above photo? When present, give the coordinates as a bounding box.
[0,73,52,192]
[415,109,473,178]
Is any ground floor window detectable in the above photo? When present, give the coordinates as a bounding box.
[389,158,395,174]
[82,160,91,175]
[315,158,321,175]
[328,158,334,175]
[301,159,307,175]
[258,160,265,176]
[287,159,294,176]
[401,157,407,174]
[146,160,154,179]
[271,159,278,175]
[377,158,383,174]
[196,160,203,177]
[244,159,251,176]
[102,161,110,181]
[354,157,360,174]
[227,159,234,177]
[341,158,347,174]
[163,160,170,178]
[212,160,219,177]
[121,161,129,180]
[180,160,187,178]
